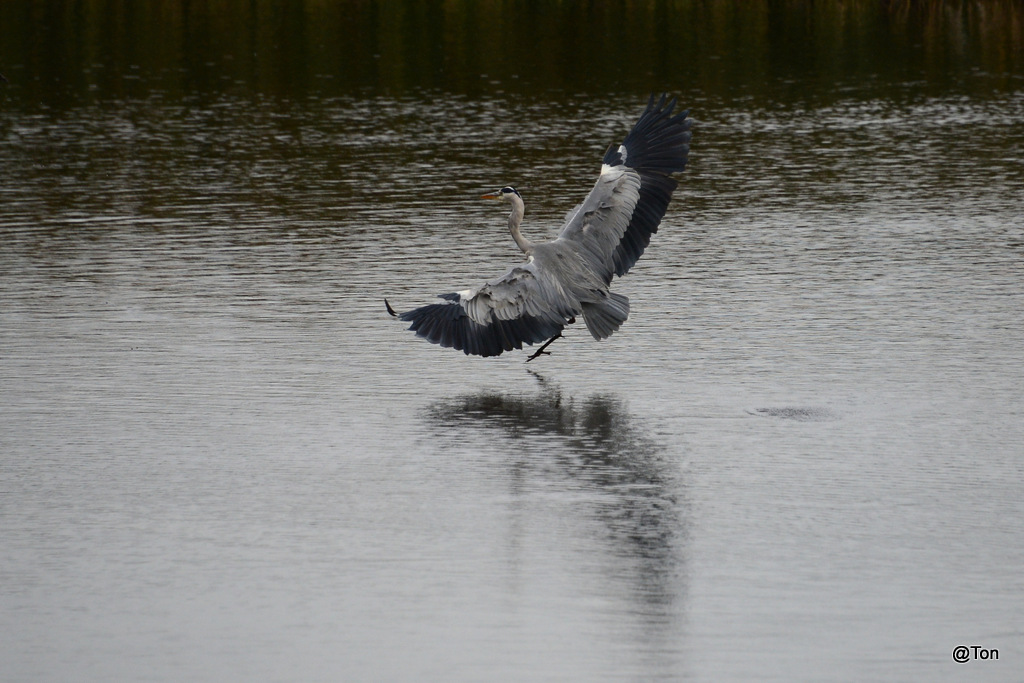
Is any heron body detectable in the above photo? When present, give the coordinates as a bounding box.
[389,94,692,360]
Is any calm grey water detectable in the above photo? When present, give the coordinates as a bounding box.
[3,91,1023,681]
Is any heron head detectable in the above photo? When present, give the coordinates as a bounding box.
[481,186,521,202]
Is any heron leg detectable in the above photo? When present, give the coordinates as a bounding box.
[525,331,562,363]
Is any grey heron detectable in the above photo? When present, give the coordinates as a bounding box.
[386,94,692,361]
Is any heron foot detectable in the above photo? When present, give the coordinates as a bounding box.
[525,348,551,362]
[525,331,562,362]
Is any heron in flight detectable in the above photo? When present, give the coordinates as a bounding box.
[386,94,692,361]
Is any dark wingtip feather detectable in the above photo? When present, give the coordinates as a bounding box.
[395,298,566,358]
[616,93,692,177]
[609,94,693,277]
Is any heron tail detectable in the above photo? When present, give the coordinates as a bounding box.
[581,292,630,341]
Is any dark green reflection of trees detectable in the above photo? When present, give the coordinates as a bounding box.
[1,0,1021,106]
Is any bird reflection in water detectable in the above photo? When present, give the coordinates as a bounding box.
[427,371,689,617]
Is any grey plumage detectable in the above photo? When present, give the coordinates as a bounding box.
[389,94,692,359]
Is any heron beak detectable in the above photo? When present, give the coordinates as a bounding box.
[481,192,500,200]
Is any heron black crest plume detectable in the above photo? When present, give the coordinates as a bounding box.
[387,94,692,360]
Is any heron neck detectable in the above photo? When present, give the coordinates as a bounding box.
[508,197,533,255]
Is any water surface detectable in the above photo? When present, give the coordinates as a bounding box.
[2,3,1024,681]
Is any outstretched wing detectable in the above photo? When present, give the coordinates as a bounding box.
[558,94,692,284]
[394,262,576,357]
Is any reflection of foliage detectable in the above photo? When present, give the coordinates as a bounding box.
[3,0,1021,103]
[427,373,687,608]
